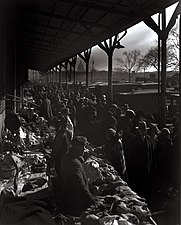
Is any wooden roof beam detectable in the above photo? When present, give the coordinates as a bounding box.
[58,0,134,17]
[24,42,71,53]
[23,36,71,46]
[24,46,63,56]
[37,10,108,29]
[22,21,90,36]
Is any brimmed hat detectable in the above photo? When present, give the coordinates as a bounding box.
[126,109,136,119]
[61,107,71,115]
[145,114,155,122]
[72,136,87,146]
[63,98,68,103]
[122,103,130,109]
[106,128,116,137]
[136,121,149,130]
[35,116,47,123]
[112,104,118,109]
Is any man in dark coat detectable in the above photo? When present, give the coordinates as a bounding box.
[39,93,53,121]
[128,121,153,199]
[103,128,128,181]
[57,136,95,216]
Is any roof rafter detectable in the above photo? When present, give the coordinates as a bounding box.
[22,21,90,37]
[25,46,63,55]
[24,42,72,53]
[23,35,72,46]
[36,10,108,29]
[58,0,135,16]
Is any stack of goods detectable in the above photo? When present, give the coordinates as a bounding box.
[0,150,49,196]
[83,152,155,225]
[0,111,157,225]
[54,148,157,225]
[0,114,56,197]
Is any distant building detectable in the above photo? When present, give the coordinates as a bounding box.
[77,61,85,72]
[28,69,41,81]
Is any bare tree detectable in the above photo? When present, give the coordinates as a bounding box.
[143,22,179,72]
[143,41,178,72]
[143,46,159,71]
[137,55,151,77]
[168,22,179,70]
[116,50,141,82]
[169,22,179,50]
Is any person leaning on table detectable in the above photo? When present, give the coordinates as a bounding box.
[56,136,97,216]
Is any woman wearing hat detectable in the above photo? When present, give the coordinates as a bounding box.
[39,92,53,121]
[60,107,74,140]
[145,114,160,150]
[51,107,74,173]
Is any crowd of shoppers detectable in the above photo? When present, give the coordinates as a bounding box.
[21,81,179,215]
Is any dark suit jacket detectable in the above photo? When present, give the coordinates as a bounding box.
[57,149,95,216]
[128,134,153,196]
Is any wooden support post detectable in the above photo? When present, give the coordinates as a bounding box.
[73,63,76,84]
[79,48,92,88]
[59,65,62,85]
[179,14,181,153]
[51,69,53,83]
[48,69,51,84]
[108,52,113,103]
[56,66,59,83]
[71,56,77,84]
[69,61,72,82]
[62,61,68,88]
[161,9,167,128]
[144,2,180,128]
[54,67,56,83]
[46,71,48,83]
[158,13,161,126]
[61,62,68,86]
[98,32,126,103]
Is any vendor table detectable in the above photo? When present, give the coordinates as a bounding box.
[0,134,157,225]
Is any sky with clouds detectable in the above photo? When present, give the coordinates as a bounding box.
[77,3,178,71]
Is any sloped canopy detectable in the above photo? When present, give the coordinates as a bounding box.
[17,0,178,71]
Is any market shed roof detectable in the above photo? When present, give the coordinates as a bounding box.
[17,0,178,71]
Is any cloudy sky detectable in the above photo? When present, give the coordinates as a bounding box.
[78,3,178,71]
[91,22,158,70]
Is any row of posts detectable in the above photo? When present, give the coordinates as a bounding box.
[47,5,180,129]
[47,56,79,86]
[47,31,126,103]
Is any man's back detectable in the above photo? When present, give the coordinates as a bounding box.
[58,150,95,216]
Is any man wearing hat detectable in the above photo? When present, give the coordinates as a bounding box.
[121,103,130,116]
[128,120,154,199]
[56,136,95,216]
[51,107,74,172]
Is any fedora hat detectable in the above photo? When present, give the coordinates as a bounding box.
[72,136,87,146]
[136,121,149,130]
[61,107,71,115]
